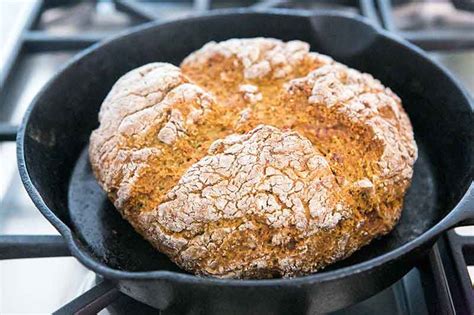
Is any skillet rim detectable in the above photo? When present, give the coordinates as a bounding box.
[17,8,474,286]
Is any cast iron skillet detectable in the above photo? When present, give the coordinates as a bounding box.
[17,9,473,314]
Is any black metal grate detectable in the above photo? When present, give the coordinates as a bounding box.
[375,0,474,51]
[0,1,473,314]
[0,123,17,141]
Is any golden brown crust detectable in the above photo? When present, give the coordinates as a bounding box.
[89,38,417,278]
[138,125,348,277]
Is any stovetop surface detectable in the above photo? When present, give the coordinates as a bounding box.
[0,1,473,314]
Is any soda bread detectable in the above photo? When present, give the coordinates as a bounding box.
[89,38,417,278]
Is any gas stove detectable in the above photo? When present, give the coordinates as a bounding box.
[0,1,473,314]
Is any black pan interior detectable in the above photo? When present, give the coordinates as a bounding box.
[23,12,473,274]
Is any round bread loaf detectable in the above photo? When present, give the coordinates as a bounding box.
[89,38,417,278]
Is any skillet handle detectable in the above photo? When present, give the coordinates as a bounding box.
[452,182,474,227]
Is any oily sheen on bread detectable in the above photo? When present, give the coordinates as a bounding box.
[89,38,417,278]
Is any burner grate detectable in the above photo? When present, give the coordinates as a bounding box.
[375,0,474,50]
[0,123,17,141]
[445,231,474,313]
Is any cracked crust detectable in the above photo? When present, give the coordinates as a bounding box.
[182,38,332,81]
[283,63,417,227]
[89,63,215,210]
[139,125,348,277]
[89,38,417,278]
